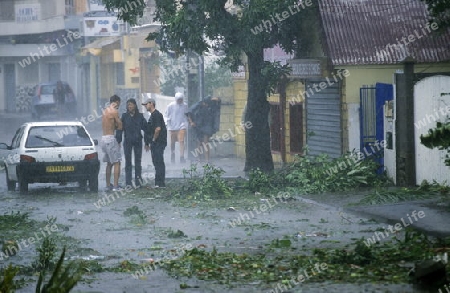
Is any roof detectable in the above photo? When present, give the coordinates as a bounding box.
[318,0,450,65]
[24,121,84,127]
[81,36,120,56]
[83,37,120,49]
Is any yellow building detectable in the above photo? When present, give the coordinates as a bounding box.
[82,25,160,113]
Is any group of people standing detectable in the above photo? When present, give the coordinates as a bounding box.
[100,92,221,191]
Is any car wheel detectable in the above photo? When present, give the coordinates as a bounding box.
[88,176,98,192]
[18,175,28,194]
[5,168,16,191]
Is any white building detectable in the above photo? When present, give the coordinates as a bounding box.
[0,0,88,113]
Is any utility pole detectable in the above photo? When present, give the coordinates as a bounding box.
[395,56,416,186]
[186,51,200,160]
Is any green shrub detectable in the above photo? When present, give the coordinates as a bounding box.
[179,164,232,200]
[0,264,19,293]
[284,152,385,194]
[246,168,274,193]
[36,247,83,293]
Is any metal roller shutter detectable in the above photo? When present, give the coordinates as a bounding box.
[305,79,342,158]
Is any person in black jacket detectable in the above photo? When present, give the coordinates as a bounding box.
[186,96,221,162]
[142,98,167,188]
[115,98,147,188]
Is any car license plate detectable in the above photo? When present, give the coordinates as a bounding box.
[46,166,74,172]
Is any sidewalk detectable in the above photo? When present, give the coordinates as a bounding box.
[300,191,450,239]
[164,156,246,179]
[345,197,450,238]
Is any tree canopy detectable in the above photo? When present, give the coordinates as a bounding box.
[102,0,317,172]
[421,0,450,30]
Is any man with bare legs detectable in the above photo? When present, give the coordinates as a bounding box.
[101,95,123,191]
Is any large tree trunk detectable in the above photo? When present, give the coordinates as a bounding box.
[244,50,274,172]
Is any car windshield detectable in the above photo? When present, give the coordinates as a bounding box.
[41,85,57,95]
[25,126,92,148]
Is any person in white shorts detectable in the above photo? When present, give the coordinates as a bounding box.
[101,95,123,191]
[165,92,188,163]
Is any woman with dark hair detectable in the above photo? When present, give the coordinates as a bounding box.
[115,98,147,187]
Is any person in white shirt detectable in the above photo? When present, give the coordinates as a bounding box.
[165,92,188,163]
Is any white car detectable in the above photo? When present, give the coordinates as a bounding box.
[0,121,100,194]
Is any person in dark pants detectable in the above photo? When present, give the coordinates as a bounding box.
[186,96,221,162]
[115,98,147,188]
[142,98,167,188]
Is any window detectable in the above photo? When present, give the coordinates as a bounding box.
[65,0,74,15]
[269,103,281,152]
[0,0,14,21]
[290,104,303,153]
[11,127,25,149]
[41,85,57,95]
[26,126,92,148]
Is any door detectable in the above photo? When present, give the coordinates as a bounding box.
[4,64,16,112]
[8,126,25,180]
[360,83,393,172]
[414,75,450,185]
[306,79,341,158]
[289,103,303,154]
[269,103,281,152]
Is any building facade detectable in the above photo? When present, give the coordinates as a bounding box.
[0,0,159,117]
[0,0,87,113]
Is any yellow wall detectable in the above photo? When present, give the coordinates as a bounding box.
[337,63,450,104]
[95,34,158,106]
[121,35,156,89]
[213,87,235,136]
[234,79,248,158]
[336,65,399,104]
[74,0,88,14]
